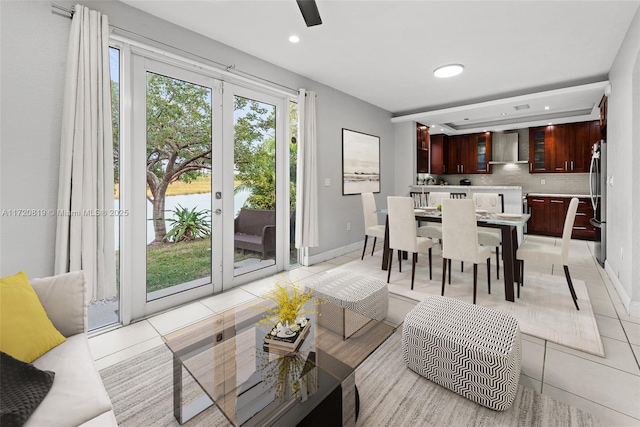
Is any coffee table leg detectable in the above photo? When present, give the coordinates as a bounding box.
[173,354,184,423]
[173,354,214,425]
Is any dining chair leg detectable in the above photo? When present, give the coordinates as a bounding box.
[441,257,447,296]
[496,247,500,280]
[447,259,452,284]
[473,264,478,304]
[397,250,402,273]
[564,265,580,310]
[461,261,464,272]
[386,248,393,283]
[486,257,491,294]
[411,253,417,290]
[361,235,369,260]
[371,237,377,256]
[428,248,432,280]
[517,260,523,298]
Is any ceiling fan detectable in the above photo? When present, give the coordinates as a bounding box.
[296,0,322,27]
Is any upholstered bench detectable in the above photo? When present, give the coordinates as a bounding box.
[304,270,388,339]
[402,296,521,411]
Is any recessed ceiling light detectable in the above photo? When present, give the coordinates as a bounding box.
[289,35,300,43]
[431,125,436,128]
[544,106,550,110]
[500,112,507,116]
[440,129,444,131]
[433,64,464,78]
[484,130,487,132]
[464,118,469,121]
[548,122,553,125]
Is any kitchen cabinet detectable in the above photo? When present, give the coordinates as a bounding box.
[528,121,599,173]
[416,125,429,173]
[430,134,446,174]
[445,132,491,174]
[474,133,492,173]
[526,195,596,240]
[447,134,470,174]
[599,95,608,134]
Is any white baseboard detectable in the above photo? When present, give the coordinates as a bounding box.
[307,240,376,266]
[604,260,640,317]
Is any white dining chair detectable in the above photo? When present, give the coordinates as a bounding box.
[416,192,450,242]
[473,193,504,279]
[441,199,492,304]
[387,196,435,289]
[360,192,386,260]
[516,197,580,310]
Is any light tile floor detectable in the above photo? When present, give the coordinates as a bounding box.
[89,236,640,426]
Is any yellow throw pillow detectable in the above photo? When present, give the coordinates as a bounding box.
[0,271,66,363]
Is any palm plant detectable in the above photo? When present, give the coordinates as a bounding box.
[163,205,211,242]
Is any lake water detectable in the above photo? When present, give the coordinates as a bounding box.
[114,190,250,248]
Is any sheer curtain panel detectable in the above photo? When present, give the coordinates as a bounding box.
[54,4,116,302]
[295,89,319,253]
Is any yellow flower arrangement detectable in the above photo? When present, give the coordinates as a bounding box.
[258,279,323,333]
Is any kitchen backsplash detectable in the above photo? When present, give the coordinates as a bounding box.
[433,164,591,195]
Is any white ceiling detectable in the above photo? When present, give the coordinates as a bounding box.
[121,0,640,134]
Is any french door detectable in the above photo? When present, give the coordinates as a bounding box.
[120,49,288,322]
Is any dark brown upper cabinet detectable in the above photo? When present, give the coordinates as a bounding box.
[528,121,599,173]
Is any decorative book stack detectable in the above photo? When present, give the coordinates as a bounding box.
[263,320,311,353]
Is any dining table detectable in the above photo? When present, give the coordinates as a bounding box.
[377,209,530,302]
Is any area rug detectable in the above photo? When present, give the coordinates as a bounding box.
[329,254,605,357]
[100,335,600,427]
[356,332,600,427]
[100,344,228,426]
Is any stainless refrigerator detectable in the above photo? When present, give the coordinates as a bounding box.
[589,140,606,266]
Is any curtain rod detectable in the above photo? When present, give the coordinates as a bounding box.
[50,3,299,95]
[51,3,74,18]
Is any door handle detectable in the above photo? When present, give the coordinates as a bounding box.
[571,161,574,171]
[550,200,563,203]
[214,209,222,215]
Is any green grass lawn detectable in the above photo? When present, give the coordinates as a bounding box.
[146,237,213,293]
[145,237,266,293]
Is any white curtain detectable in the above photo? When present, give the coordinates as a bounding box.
[295,89,319,250]
[54,4,116,302]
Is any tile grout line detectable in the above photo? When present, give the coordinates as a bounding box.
[544,383,640,422]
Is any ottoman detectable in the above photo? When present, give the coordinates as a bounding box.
[402,296,521,411]
[304,270,388,339]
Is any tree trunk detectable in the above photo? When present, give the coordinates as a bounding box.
[152,187,168,243]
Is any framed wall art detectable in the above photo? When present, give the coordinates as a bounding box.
[342,128,380,195]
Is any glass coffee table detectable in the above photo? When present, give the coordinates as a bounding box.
[162,297,394,427]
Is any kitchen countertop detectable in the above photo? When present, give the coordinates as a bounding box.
[527,193,591,198]
[410,185,522,190]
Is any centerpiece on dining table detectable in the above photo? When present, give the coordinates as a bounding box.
[258,280,321,354]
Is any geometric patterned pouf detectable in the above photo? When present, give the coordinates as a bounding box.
[304,270,388,339]
[402,296,521,411]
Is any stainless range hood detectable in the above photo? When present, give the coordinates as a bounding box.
[489,132,528,164]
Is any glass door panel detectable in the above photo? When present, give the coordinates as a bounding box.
[233,95,278,276]
[88,46,121,330]
[145,71,213,300]
[128,54,221,321]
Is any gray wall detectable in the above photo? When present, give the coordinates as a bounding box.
[607,5,640,315]
[0,1,396,278]
[0,1,71,278]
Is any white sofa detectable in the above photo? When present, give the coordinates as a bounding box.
[26,271,117,426]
